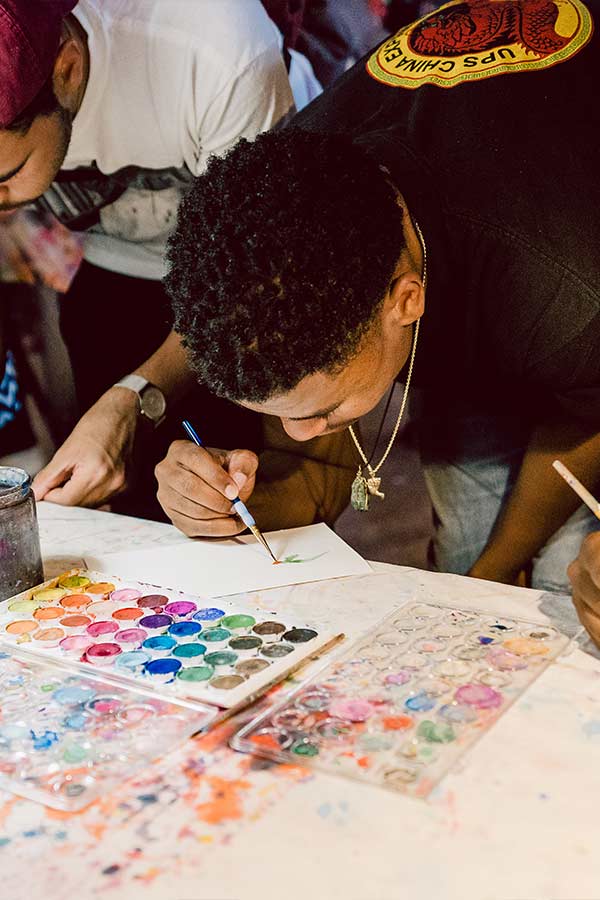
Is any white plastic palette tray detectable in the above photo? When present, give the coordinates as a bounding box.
[232,601,573,798]
[0,570,340,711]
[0,645,215,811]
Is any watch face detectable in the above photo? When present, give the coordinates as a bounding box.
[140,386,166,422]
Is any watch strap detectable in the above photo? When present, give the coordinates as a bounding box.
[114,374,149,394]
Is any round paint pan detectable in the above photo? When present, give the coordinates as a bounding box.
[192,607,225,623]
[138,614,173,636]
[295,689,331,712]
[236,658,270,677]
[375,629,409,647]
[86,600,124,619]
[282,627,317,644]
[137,594,169,610]
[523,626,558,642]
[204,650,238,670]
[86,695,123,716]
[382,764,422,788]
[252,621,286,643]
[110,588,142,605]
[115,650,151,672]
[116,703,157,725]
[163,600,197,620]
[168,621,202,643]
[6,598,39,617]
[411,637,448,655]
[60,594,92,611]
[114,627,147,647]
[112,607,144,623]
[85,642,121,666]
[52,684,96,706]
[209,674,245,690]
[315,718,353,741]
[391,615,426,633]
[58,575,91,591]
[85,582,116,596]
[59,635,93,657]
[228,635,262,658]
[272,708,316,731]
[220,614,256,634]
[290,739,319,758]
[32,627,65,648]
[438,702,478,724]
[249,727,294,751]
[176,665,214,683]
[142,635,177,656]
[200,627,231,648]
[172,642,207,667]
[59,614,92,632]
[5,619,37,638]
[454,645,486,662]
[144,657,182,682]
[475,669,512,688]
[32,606,63,623]
[260,643,294,660]
[86,620,119,640]
[435,659,472,679]
[32,587,68,605]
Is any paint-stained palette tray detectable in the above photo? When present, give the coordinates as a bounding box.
[232,602,572,797]
[0,570,339,711]
[0,645,215,810]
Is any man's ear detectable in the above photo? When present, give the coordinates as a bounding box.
[386,270,425,327]
[52,35,86,114]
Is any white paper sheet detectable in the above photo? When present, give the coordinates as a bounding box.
[84,523,371,597]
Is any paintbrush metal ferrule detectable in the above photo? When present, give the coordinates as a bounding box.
[249,525,278,563]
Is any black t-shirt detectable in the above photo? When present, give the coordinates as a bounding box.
[292,0,600,424]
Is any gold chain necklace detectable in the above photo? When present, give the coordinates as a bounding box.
[349,220,426,511]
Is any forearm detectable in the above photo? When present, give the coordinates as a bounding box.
[249,417,357,531]
[131,329,195,400]
[469,422,600,583]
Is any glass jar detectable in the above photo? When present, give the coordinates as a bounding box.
[0,467,44,601]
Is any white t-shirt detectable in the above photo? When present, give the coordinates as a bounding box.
[52,0,294,280]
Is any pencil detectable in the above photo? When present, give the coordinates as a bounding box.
[552,459,600,520]
[182,419,279,562]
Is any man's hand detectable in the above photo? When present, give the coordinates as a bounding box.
[156,440,259,537]
[568,531,600,647]
[32,388,139,507]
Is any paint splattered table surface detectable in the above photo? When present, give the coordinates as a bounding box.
[3,503,600,900]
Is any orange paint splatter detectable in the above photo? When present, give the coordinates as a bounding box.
[195,776,251,825]
[382,715,414,731]
[250,733,280,751]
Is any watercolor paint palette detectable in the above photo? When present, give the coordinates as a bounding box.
[0,570,338,710]
[232,602,571,798]
[0,645,215,811]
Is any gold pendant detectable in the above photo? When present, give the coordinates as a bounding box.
[366,474,385,500]
[351,470,370,511]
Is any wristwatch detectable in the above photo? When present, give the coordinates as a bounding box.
[114,374,166,427]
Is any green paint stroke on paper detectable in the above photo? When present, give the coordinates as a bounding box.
[280,553,327,565]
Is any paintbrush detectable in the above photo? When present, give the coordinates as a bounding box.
[182,419,279,562]
[552,459,600,520]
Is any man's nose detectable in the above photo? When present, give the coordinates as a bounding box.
[281,417,328,441]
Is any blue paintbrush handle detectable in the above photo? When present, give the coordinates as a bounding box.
[181,419,256,528]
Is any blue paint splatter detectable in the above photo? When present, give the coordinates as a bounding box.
[317,802,332,819]
[478,636,494,645]
[405,691,436,713]
[30,730,59,750]
[582,720,600,738]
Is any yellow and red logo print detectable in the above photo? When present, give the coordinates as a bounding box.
[367,0,593,89]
